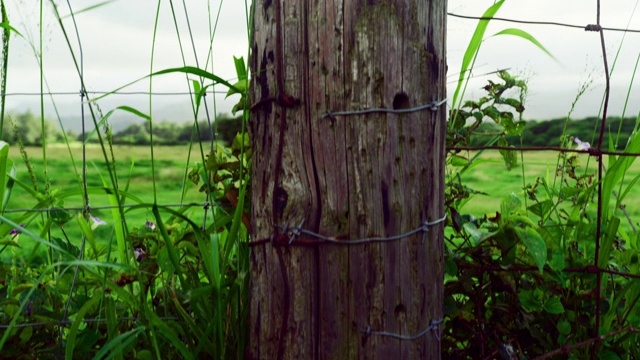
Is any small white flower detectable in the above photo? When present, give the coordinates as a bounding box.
[134,248,146,262]
[90,215,106,230]
[573,137,590,151]
[145,220,156,231]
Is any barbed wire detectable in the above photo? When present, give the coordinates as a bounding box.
[363,318,443,341]
[249,215,447,247]
[321,99,447,120]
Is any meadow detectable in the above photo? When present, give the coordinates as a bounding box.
[2,144,211,259]
[453,150,640,231]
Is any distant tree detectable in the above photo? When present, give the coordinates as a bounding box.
[3,110,62,145]
[151,122,181,144]
[112,123,149,145]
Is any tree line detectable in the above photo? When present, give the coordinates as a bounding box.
[6,109,637,149]
[471,115,639,150]
[3,110,243,146]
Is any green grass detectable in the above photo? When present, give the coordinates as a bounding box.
[454,150,640,231]
[2,143,211,258]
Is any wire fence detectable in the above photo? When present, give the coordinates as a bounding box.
[1,1,640,359]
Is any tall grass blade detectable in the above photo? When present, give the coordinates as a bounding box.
[490,28,558,62]
[451,0,505,110]
[211,234,224,354]
[148,310,195,360]
[65,295,100,360]
[151,205,185,280]
[602,131,640,222]
[93,326,145,360]
[61,0,117,18]
[92,66,240,103]
[0,141,10,212]
[83,106,151,143]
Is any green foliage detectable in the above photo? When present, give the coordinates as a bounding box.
[444,72,640,358]
[82,115,244,146]
[3,110,63,146]
[449,70,527,170]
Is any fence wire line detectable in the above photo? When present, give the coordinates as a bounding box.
[449,145,640,157]
[362,318,443,341]
[321,98,447,120]
[0,90,228,96]
[0,202,209,215]
[248,215,447,247]
[448,12,640,33]
[0,317,179,329]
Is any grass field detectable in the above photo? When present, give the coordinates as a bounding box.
[453,150,640,232]
[2,144,215,259]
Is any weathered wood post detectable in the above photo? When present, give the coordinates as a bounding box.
[248,0,447,358]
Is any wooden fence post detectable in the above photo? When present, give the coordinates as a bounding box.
[248,1,447,358]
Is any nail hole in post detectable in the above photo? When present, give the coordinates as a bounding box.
[392,92,410,110]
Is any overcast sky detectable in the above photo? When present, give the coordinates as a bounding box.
[4,1,640,132]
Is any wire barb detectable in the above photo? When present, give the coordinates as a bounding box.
[362,318,443,341]
[585,24,602,32]
[264,214,447,246]
[321,99,447,120]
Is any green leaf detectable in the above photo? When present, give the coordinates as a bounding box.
[66,295,101,360]
[93,327,145,360]
[518,289,541,312]
[151,66,239,92]
[598,216,620,269]
[543,297,565,314]
[602,130,640,222]
[157,246,175,273]
[0,21,23,38]
[549,249,565,272]
[49,208,72,225]
[491,28,558,63]
[84,106,151,144]
[0,240,20,248]
[462,222,496,245]
[61,0,117,18]
[514,227,547,272]
[500,193,521,217]
[75,215,99,257]
[233,56,248,81]
[445,259,458,277]
[0,141,9,214]
[557,319,571,335]
[598,350,622,360]
[225,79,249,98]
[449,155,469,167]
[527,200,553,219]
[559,186,581,198]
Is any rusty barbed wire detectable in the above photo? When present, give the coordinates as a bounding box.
[363,318,443,341]
[321,98,447,120]
[248,215,447,247]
